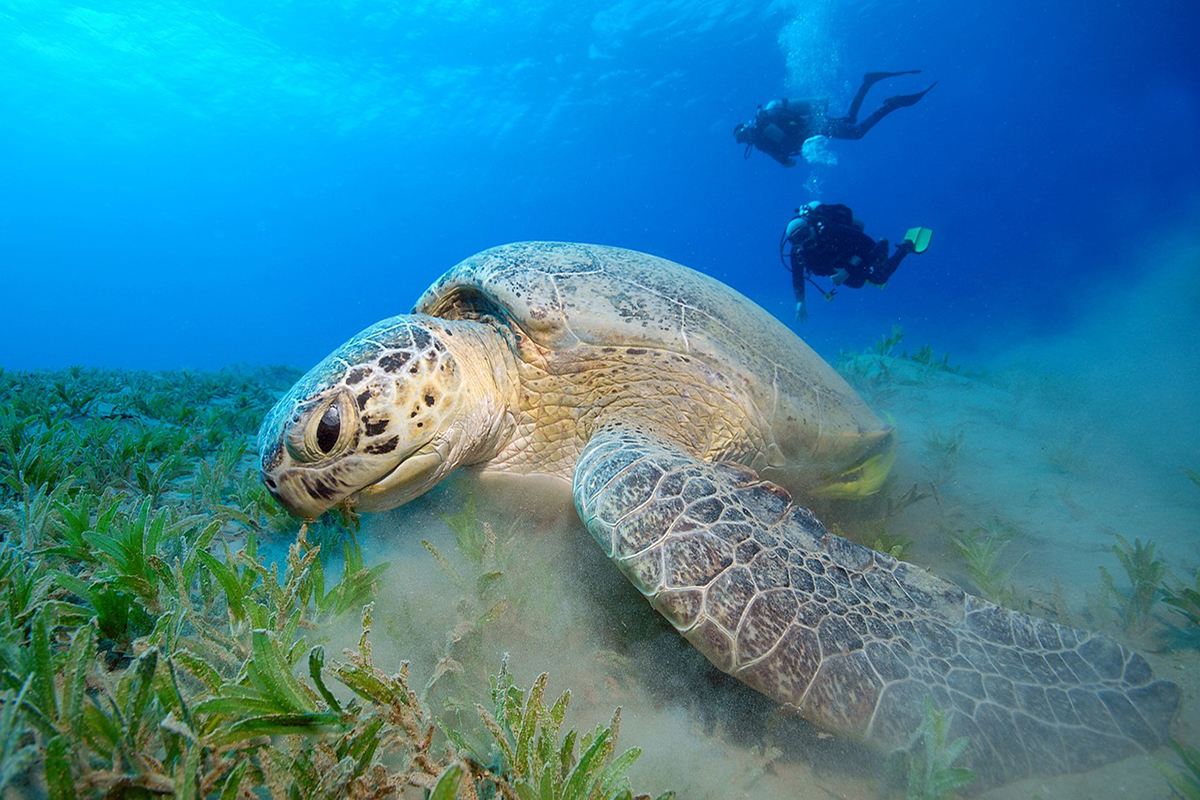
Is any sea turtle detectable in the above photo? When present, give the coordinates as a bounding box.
[258,242,1179,786]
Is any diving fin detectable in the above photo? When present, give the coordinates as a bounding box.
[863,69,922,84]
[903,227,933,254]
[883,81,937,110]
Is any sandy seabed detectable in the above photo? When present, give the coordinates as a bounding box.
[315,347,1198,799]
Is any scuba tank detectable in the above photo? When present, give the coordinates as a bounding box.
[784,214,812,247]
[780,200,822,262]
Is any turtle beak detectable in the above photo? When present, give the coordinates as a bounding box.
[353,440,451,512]
[261,467,343,520]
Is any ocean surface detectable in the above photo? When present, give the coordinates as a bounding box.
[2,1,1199,798]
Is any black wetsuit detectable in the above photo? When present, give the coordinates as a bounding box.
[787,203,912,305]
[736,71,936,167]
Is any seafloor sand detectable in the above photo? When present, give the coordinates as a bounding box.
[327,347,1199,800]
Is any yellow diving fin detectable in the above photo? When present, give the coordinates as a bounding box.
[903,227,933,254]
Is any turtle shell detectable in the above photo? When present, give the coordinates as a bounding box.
[415,241,888,479]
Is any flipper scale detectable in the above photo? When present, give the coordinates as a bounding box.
[573,429,1180,787]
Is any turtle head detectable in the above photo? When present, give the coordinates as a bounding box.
[258,315,512,519]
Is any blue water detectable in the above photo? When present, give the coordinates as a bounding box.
[1,0,1198,371]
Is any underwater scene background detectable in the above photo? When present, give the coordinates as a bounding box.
[2,1,1199,798]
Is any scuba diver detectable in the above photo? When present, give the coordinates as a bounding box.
[783,201,933,320]
[734,71,937,166]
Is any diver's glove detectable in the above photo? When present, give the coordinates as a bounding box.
[795,301,808,322]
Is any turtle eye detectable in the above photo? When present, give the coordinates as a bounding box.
[282,393,353,463]
[315,404,341,454]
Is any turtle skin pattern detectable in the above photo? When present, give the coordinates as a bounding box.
[573,428,1180,787]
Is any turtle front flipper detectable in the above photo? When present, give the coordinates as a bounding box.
[572,428,1180,787]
